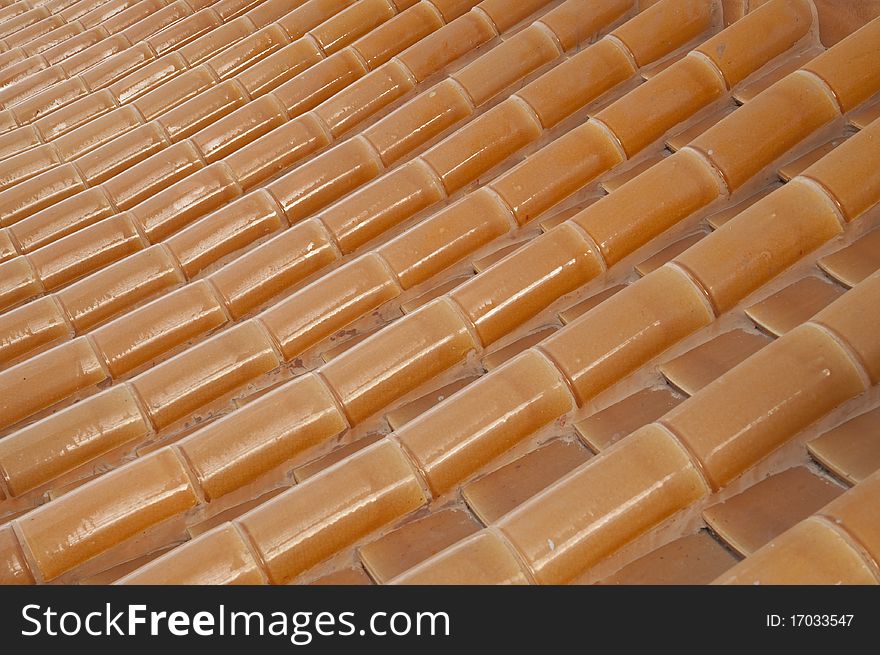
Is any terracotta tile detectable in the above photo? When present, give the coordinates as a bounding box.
[491,121,624,226]
[704,467,844,556]
[378,187,512,289]
[665,104,735,151]
[421,98,543,194]
[732,49,818,104]
[849,98,880,130]
[103,141,205,211]
[293,433,384,483]
[0,256,42,311]
[0,125,42,164]
[640,51,687,80]
[662,323,867,490]
[482,326,557,371]
[715,517,877,584]
[0,335,108,431]
[450,223,602,346]
[183,93,279,163]
[600,532,738,585]
[385,376,478,430]
[16,448,201,582]
[539,0,632,52]
[179,372,348,500]
[317,59,416,138]
[79,545,179,586]
[778,137,843,181]
[600,58,725,159]
[803,18,880,112]
[120,523,267,585]
[10,187,117,253]
[166,189,286,279]
[558,284,625,324]
[352,3,444,69]
[541,266,714,404]
[321,159,444,253]
[819,471,880,565]
[131,319,281,430]
[267,136,382,224]
[158,80,253,143]
[400,274,471,314]
[809,407,880,485]
[705,185,776,229]
[262,254,399,360]
[571,152,719,266]
[811,269,880,384]
[472,240,530,273]
[692,74,841,191]
[635,232,706,276]
[179,15,256,66]
[360,507,481,582]
[91,280,229,377]
[611,0,714,68]
[0,163,86,227]
[599,154,666,194]
[275,48,368,118]
[53,104,143,161]
[517,37,635,130]
[396,349,574,496]
[321,298,477,423]
[675,180,842,313]
[392,530,530,584]
[219,114,331,193]
[747,275,845,337]
[452,24,559,107]
[308,0,396,54]
[56,244,184,332]
[395,10,496,84]
[574,386,684,452]
[818,228,880,288]
[0,525,34,585]
[28,212,146,291]
[130,66,218,121]
[238,440,426,584]
[800,115,880,221]
[0,143,62,192]
[310,564,374,585]
[0,296,70,366]
[203,23,291,81]
[208,218,338,320]
[320,329,376,363]
[694,0,813,87]
[241,37,332,98]
[463,439,591,524]
[0,383,151,497]
[499,424,708,584]
[660,329,772,396]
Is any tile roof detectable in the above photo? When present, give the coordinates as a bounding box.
[0,0,878,585]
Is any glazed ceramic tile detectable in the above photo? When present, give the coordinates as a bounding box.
[600,532,738,585]
[359,507,481,582]
[703,466,843,556]
[462,439,591,524]
[574,386,684,452]
[661,323,868,490]
[634,232,706,276]
[385,375,478,430]
[808,407,880,485]
[293,433,384,483]
[818,228,880,288]
[746,275,845,336]
[482,326,557,371]
[715,517,877,584]
[392,530,530,585]
[660,329,772,395]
